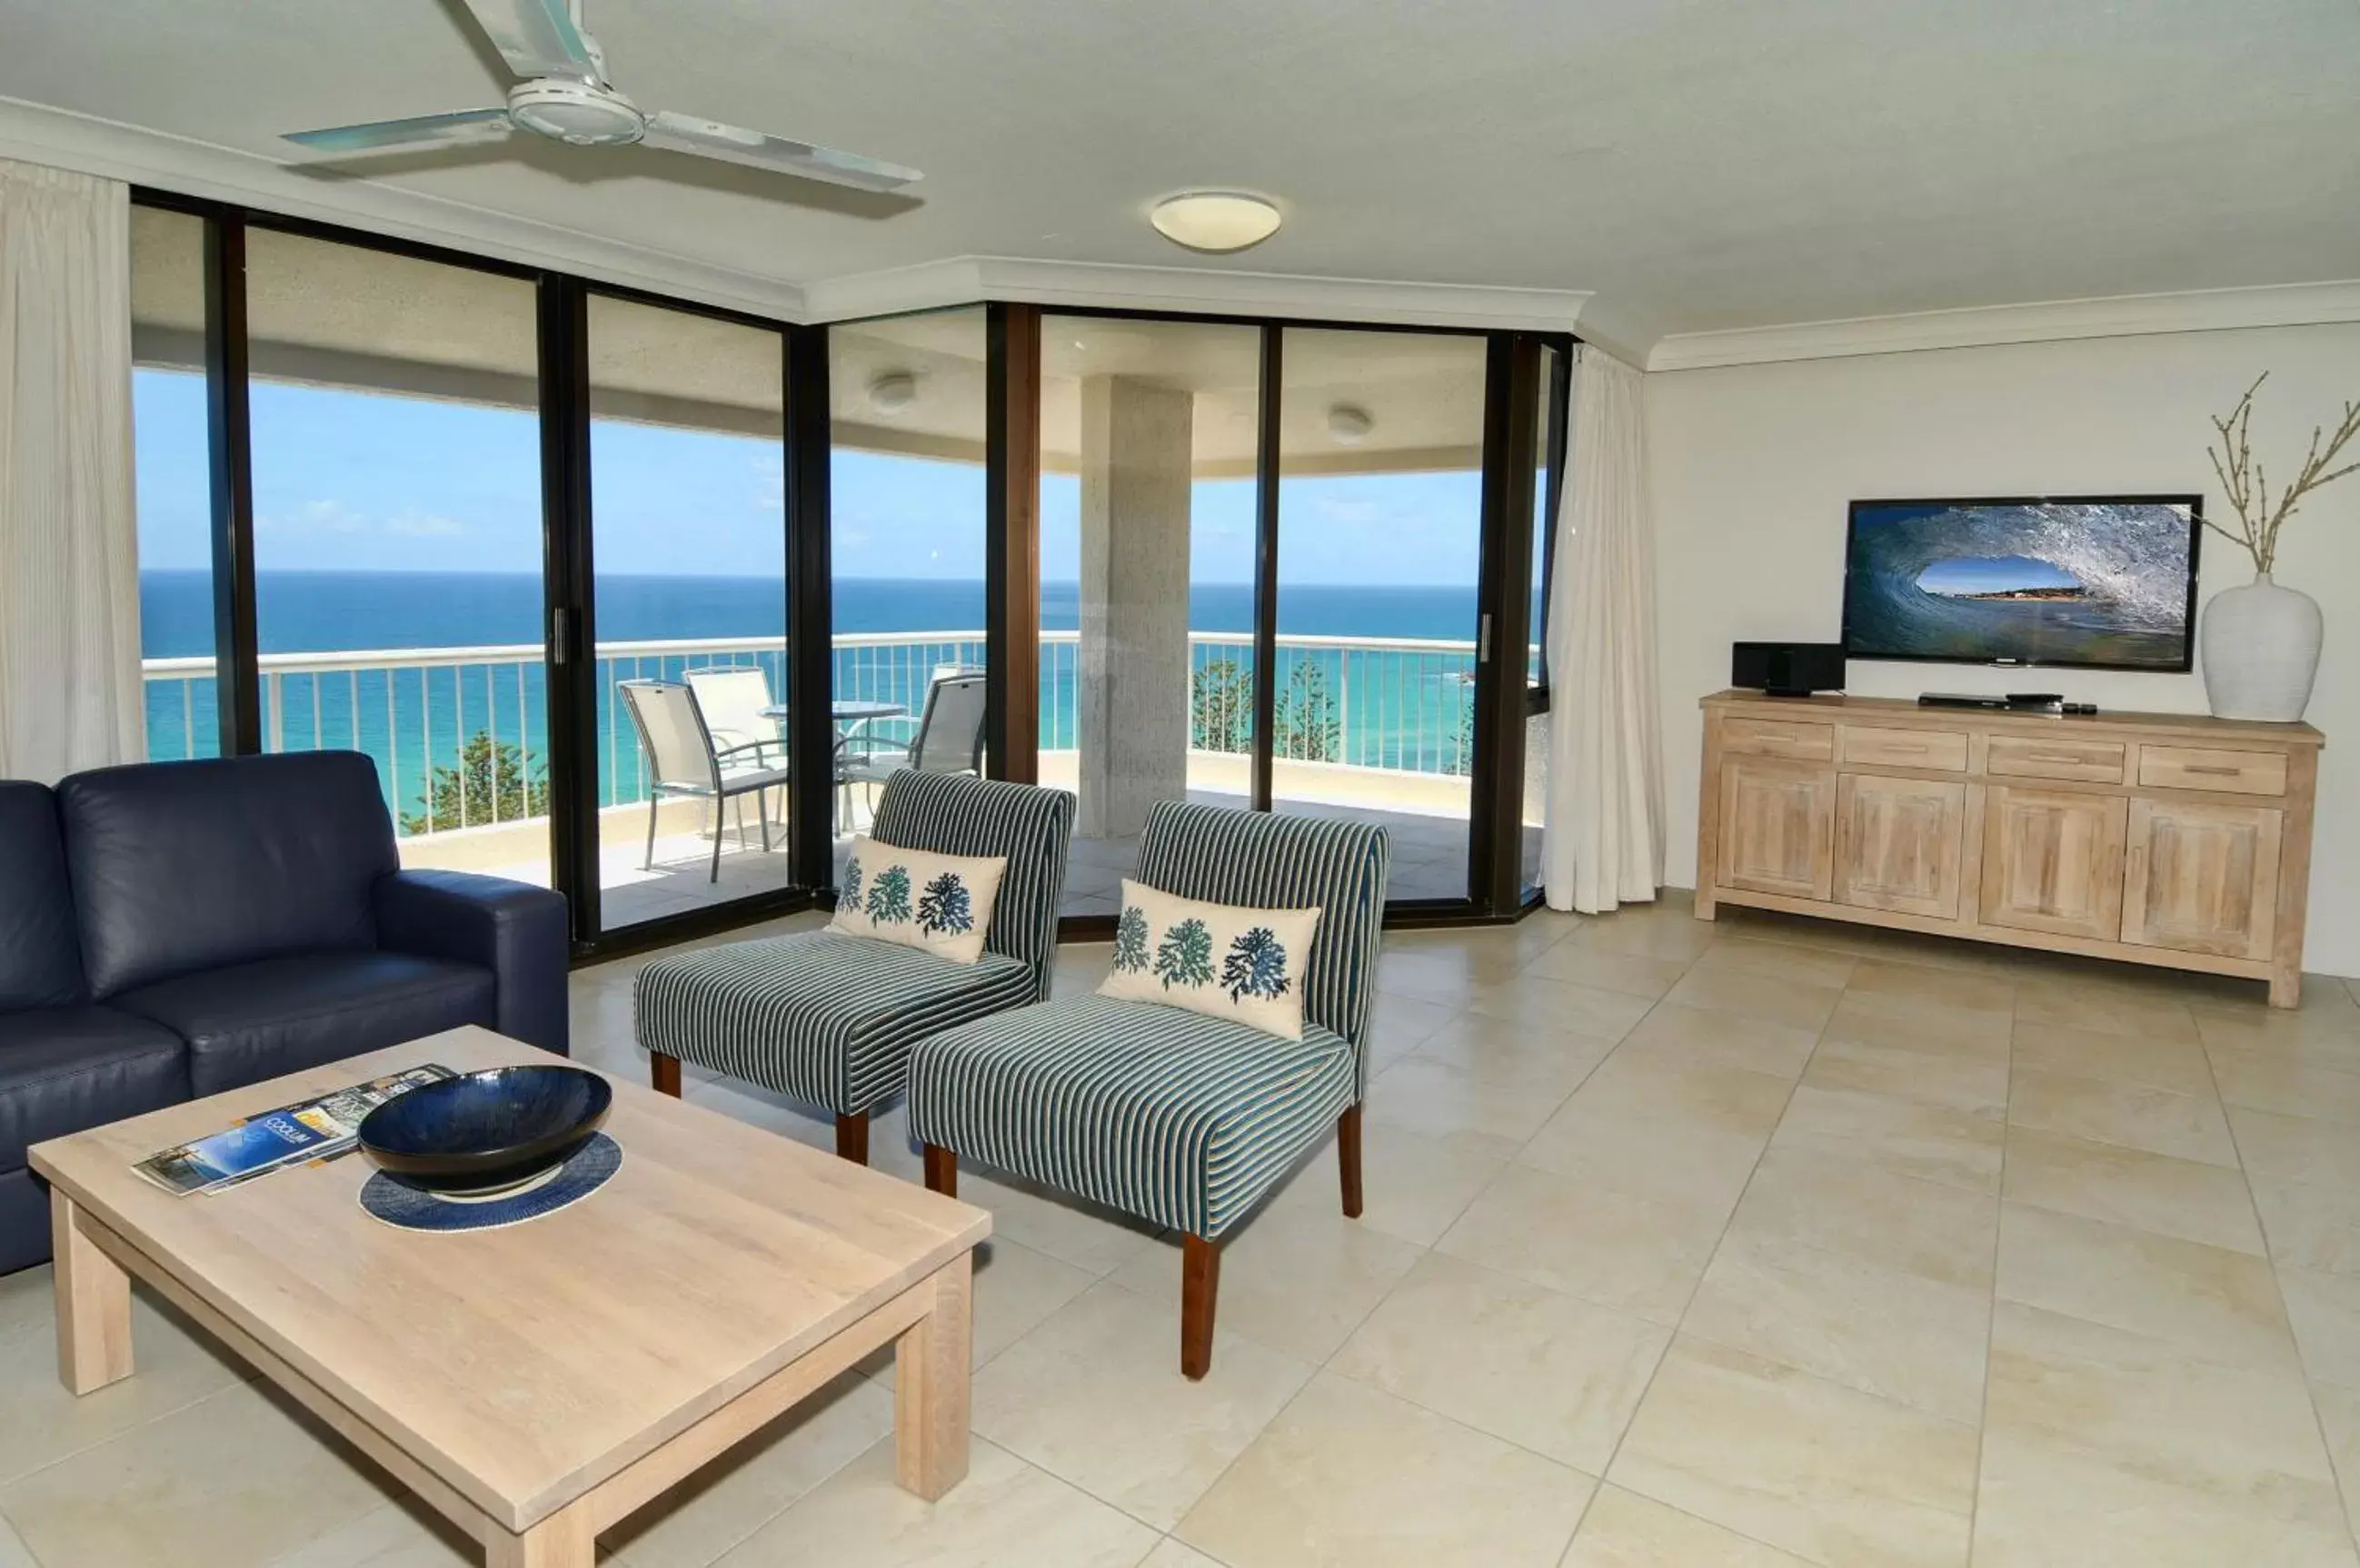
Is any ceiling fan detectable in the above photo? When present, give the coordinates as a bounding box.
[281,0,920,193]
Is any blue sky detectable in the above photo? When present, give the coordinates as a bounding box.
[1917,554,2082,596]
[135,371,1484,587]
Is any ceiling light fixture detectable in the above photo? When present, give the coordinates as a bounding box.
[867,370,918,412]
[1327,402,1374,446]
[1150,191,1282,253]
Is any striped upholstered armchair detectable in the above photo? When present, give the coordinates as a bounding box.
[906,801,1389,1378]
[632,770,1073,1163]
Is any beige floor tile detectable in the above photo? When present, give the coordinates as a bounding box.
[1409,1011,1622,1090]
[1606,1336,1977,1568]
[2252,1178,2360,1276]
[2012,1018,2217,1095]
[1265,1120,1518,1246]
[1106,1206,1425,1365]
[1569,913,1720,965]
[1819,989,2015,1056]
[959,1171,1164,1278]
[1681,1230,1990,1422]
[1722,1146,1999,1291]
[2013,978,2201,1042]
[1467,974,1660,1041]
[0,1380,394,1568]
[2309,1378,2360,1547]
[2232,1105,2360,1191]
[0,1514,35,1568]
[1770,1083,2004,1196]
[1331,1252,1671,1473]
[718,1435,1158,1568]
[1518,1058,1787,1218]
[1660,968,1843,1033]
[1176,1372,1593,1568]
[1438,1164,1728,1325]
[1612,1003,1820,1080]
[1135,1541,1225,1568]
[1559,1486,1816,1568]
[259,1497,484,1568]
[2206,1037,2360,1126]
[2006,1066,2239,1167]
[2279,1265,2360,1389]
[1686,938,1860,991]
[1797,1035,2007,1119]
[969,1283,1312,1530]
[2003,1126,2265,1255]
[1993,1203,2300,1374]
[0,1269,253,1484]
[1367,1056,1584,1143]
[1379,947,1526,1007]
[1844,958,2014,1017]
[1364,992,1460,1063]
[1520,940,1696,999]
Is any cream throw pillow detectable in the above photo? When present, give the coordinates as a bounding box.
[1098,878,1323,1041]
[831,837,1009,965]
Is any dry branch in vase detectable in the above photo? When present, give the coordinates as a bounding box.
[2204,372,2360,575]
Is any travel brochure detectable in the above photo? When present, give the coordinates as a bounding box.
[131,1065,454,1196]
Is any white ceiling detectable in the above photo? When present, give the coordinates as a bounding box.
[9,0,2359,353]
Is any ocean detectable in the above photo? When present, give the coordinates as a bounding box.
[139,571,1513,825]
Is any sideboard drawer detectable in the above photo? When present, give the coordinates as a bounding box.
[1987,735,2126,784]
[1840,725,1969,771]
[2136,744,2287,797]
[1722,717,1835,762]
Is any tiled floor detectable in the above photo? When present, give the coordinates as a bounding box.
[9,900,2360,1565]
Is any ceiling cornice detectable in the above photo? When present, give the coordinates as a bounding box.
[1646,279,2360,372]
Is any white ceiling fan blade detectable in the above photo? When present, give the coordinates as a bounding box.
[642,111,921,193]
[455,0,598,81]
[284,108,514,154]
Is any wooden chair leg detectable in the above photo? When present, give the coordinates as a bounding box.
[1181,1234,1220,1381]
[1338,1103,1364,1219]
[836,1112,871,1165]
[650,1052,682,1097]
[922,1143,958,1196]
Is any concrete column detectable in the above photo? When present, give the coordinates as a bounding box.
[1076,374,1193,839]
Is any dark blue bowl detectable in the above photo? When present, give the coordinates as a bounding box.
[357,1066,612,1195]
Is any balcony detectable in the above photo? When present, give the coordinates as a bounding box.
[143,630,1514,928]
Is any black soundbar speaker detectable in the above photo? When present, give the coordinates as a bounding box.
[1732,641,1847,698]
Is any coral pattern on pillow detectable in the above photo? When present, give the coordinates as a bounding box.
[831,836,1009,965]
[1099,878,1323,1040]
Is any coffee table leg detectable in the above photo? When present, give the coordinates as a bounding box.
[894,1251,973,1500]
[53,1190,134,1394]
[487,1503,593,1567]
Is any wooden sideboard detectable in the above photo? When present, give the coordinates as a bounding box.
[1695,691,2325,1007]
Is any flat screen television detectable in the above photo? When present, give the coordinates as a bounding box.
[1842,495,2202,671]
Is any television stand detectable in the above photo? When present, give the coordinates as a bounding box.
[1694,690,2323,1007]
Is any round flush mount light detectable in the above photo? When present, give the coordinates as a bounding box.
[1149,191,1282,253]
[867,370,918,412]
[1327,402,1374,446]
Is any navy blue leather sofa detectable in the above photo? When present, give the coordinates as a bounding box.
[0,750,568,1272]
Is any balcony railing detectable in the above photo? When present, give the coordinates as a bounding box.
[142,629,1478,837]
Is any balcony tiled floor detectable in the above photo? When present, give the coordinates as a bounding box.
[12,903,2360,1565]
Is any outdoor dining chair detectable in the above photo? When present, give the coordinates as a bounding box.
[839,670,987,816]
[616,679,792,883]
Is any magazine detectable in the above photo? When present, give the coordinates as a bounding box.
[132,1064,456,1196]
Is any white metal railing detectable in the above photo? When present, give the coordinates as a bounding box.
[142,628,1479,838]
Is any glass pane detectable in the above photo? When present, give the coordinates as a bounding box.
[829,308,989,883]
[588,294,789,930]
[132,205,217,762]
[1276,328,1487,903]
[1525,342,1563,898]
[1041,315,1262,918]
[244,230,547,879]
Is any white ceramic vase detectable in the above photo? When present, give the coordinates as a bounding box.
[2200,572,2324,722]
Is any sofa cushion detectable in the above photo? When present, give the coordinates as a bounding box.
[59,751,400,998]
[0,1007,188,1171]
[0,783,86,1011]
[112,952,494,1097]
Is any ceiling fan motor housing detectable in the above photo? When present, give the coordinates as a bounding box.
[508,78,644,145]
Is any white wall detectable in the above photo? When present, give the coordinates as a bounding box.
[1648,323,2360,978]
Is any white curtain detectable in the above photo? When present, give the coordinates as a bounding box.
[1542,346,1664,913]
[0,158,144,782]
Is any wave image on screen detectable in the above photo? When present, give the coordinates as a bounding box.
[1843,500,2196,669]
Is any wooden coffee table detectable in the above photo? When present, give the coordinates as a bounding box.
[29,1027,990,1566]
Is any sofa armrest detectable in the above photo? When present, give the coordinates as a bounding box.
[373,870,570,1056]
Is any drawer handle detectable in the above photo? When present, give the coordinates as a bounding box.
[2182,763,2243,777]
[2025,751,2092,764]
[1879,742,1928,753]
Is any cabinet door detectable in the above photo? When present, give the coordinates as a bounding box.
[1981,786,2128,941]
[2122,798,2282,959]
[1837,774,1967,919]
[1718,758,1836,900]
